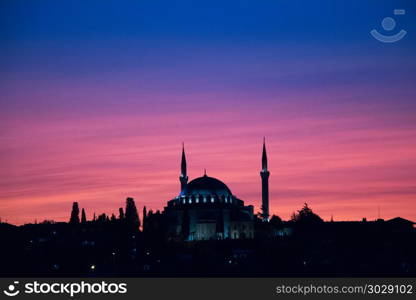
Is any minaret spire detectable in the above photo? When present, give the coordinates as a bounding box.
[179,143,188,193]
[260,137,270,222]
[262,137,268,171]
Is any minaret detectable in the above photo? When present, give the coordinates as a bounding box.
[260,138,270,222]
[179,143,188,193]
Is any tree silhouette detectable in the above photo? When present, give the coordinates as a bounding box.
[118,207,124,220]
[125,197,140,230]
[69,202,80,224]
[81,208,87,223]
[270,215,283,227]
[143,206,147,231]
[291,203,323,225]
[97,213,107,223]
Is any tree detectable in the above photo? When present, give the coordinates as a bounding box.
[97,213,107,223]
[291,203,323,225]
[142,206,147,231]
[41,220,55,224]
[270,215,283,227]
[69,202,80,224]
[81,208,87,223]
[125,197,140,230]
[118,207,125,220]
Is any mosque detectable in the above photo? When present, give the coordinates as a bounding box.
[163,140,270,241]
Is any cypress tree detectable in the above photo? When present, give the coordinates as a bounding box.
[125,197,140,230]
[81,208,87,223]
[69,202,80,224]
[118,207,125,220]
[142,206,147,231]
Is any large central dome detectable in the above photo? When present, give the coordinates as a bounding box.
[181,174,232,196]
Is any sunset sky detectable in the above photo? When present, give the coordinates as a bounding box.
[1,0,415,225]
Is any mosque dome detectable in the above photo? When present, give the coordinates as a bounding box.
[181,174,232,196]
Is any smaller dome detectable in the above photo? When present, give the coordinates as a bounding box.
[181,175,232,196]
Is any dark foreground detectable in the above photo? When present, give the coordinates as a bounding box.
[0,219,415,277]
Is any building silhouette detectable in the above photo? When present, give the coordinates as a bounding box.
[179,143,188,193]
[260,138,270,221]
[162,143,266,241]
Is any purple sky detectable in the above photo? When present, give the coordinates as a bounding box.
[1,0,416,224]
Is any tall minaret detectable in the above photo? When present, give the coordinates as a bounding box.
[179,143,188,193]
[260,138,270,221]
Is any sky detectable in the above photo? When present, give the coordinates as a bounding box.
[0,0,415,225]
